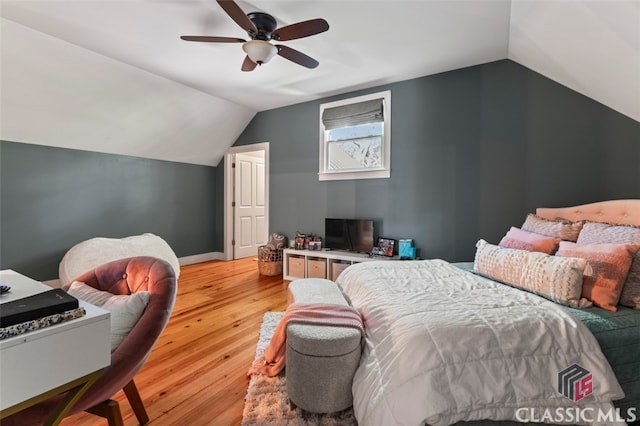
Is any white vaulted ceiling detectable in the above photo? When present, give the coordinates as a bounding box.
[1,0,638,166]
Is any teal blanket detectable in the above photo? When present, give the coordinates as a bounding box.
[562,305,640,413]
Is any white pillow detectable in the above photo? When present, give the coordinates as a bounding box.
[67,281,150,352]
[474,239,591,308]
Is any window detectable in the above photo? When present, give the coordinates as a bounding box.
[319,90,391,181]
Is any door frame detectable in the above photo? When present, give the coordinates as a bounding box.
[224,142,270,260]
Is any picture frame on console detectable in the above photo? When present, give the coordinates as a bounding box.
[372,238,395,257]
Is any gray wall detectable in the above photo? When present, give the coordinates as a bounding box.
[2,59,638,280]
[231,60,640,261]
[0,141,219,280]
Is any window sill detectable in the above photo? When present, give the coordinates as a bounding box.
[318,169,390,181]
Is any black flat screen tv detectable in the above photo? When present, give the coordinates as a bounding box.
[325,218,375,253]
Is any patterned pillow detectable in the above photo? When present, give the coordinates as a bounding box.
[556,241,639,312]
[521,214,583,242]
[265,233,288,250]
[474,239,589,308]
[576,222,640,310]
[499,227,561,254]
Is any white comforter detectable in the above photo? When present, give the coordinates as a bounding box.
[337,260,624,426]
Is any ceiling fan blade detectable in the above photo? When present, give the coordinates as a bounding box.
[272,19,329,41]
[181,35,245,43]
[276,45,319,69]
[241,56,257,72]
[216,0,257,34]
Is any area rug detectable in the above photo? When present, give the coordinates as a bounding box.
[242,312,358,425]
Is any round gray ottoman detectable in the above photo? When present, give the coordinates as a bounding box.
[286,279,362,414]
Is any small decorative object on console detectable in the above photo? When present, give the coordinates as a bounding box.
[371,238,395,257]
[295,232,322,250]
[295,232,306,249]
[399,239,416,259]
[308,235,322,250]
[308,240,322,250]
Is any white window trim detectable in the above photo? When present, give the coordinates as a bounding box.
[319,90,391,181]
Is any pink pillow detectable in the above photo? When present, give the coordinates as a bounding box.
[499,227,561,254]
[556,242,640,312]
[576,222,640,310]
[521,214,583,242]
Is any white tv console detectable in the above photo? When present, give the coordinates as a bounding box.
[283,248,397,281]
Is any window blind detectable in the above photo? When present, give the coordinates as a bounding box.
[321,98,384,130]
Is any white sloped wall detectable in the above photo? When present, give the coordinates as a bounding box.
[509,0,640,123]
[0,18,255,167]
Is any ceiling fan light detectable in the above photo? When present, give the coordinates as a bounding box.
[242,40,278,65]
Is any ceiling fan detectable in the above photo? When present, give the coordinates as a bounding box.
[181,0,329,72]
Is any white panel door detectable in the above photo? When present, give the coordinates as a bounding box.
[234,152,266,259]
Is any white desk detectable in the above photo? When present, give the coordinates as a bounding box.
[0,270,110,424]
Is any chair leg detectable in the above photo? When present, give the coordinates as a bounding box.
[86,399,124,426]
[123,379,150,425]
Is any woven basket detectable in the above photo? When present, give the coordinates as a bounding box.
[258,246,283,276]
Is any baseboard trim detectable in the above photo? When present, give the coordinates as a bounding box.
[178,252,226,266]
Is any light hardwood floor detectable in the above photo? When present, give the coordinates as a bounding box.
[61,257,289,426]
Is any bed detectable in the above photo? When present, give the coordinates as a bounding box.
[336,200,640,426]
